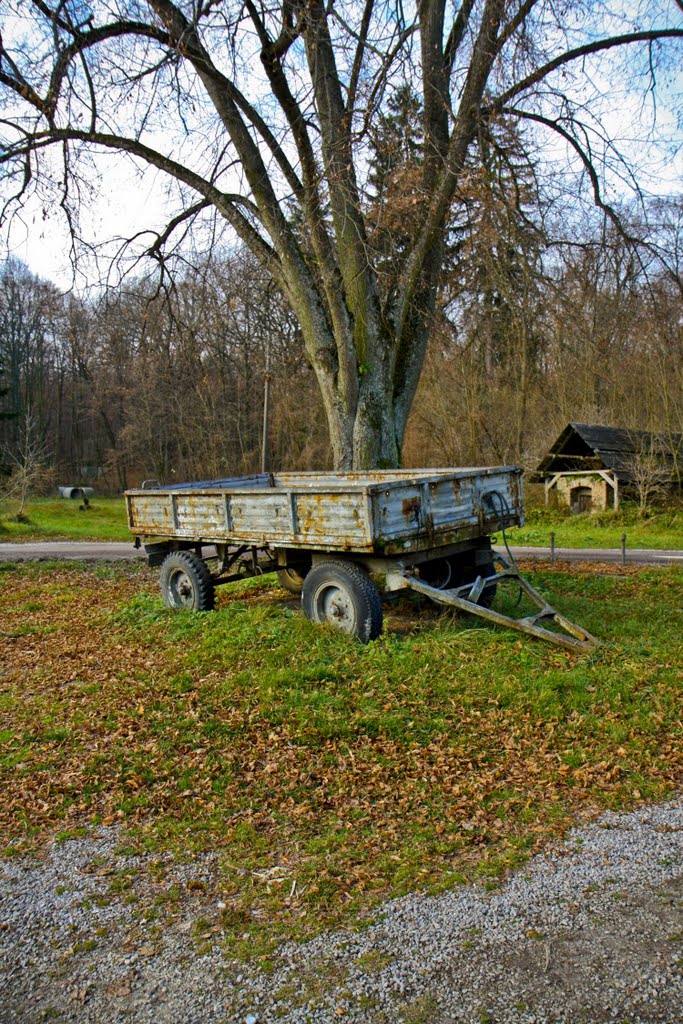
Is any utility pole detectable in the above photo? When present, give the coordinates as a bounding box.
[261,338,271,474]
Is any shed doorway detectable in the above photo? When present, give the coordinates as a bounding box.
[570,486,593,514]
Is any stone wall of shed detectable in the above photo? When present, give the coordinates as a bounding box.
[554,474,614,512]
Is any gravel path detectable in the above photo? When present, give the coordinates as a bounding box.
[2,797,682,1024]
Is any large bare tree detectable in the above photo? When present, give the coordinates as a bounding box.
[1,0,681,468]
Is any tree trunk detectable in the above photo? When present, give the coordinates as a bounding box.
[314,368,402,470]
[352,377,402,470]
[307,317,413,470]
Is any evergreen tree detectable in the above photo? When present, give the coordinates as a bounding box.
[368,85,423,204]
[366,86,424,299]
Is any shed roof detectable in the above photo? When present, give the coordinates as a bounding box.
[533,423,682,482]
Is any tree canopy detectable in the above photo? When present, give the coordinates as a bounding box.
[1,0,681,467]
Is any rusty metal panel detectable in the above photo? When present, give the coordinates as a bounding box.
[156,473,272,491]
[274,470,457,489]
[374,482,421,539]
[128,493,175,533]
[472,467,523,522]
[294,492,370,546]
[175,493,227,535]
[230,491,293,538]
[429,476,475,527]
[371,479,477,542]
[366,468,522,552]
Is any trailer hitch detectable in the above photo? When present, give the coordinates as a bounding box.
[404,553,598,655]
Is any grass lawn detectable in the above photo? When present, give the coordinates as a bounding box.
[0,497,130,542]
[509,503,683,550]
[1,560,681,957]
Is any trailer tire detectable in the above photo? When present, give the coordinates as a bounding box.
[277,564,310,595]
[419,557,452,589]
[301,560,383,643]
[159,551,215,611]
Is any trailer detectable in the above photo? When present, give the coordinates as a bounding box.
[125,468,597,653]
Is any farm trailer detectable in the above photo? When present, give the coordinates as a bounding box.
[125,468,597,653]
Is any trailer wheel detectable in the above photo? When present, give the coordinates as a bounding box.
[419,557,452,589]
[159,551,215,611]
[301,560,383,642]
[277,566,309,595]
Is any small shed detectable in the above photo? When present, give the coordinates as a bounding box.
[532,423,682,512]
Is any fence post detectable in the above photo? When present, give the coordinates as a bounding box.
[550,531,555,562]
[621,533,627,566]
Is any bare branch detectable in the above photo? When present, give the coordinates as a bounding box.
[1,127,278,270]
[445,0,477,78]
[494,0,541,57]
[146,199,212,261]
[345,0,375,114]
[490,28,683,113]
[504,107,636,242]
[0,69,46,115]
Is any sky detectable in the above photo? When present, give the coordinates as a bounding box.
[5,159,173,291]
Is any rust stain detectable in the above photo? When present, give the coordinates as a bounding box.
[402,497,422,517]
[424,512,436,544]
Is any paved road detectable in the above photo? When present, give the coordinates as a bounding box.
[497,545,683,566]
[0,541,146,561]
[0,540,681,566]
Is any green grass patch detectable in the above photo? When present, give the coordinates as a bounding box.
[1,560,681,953]
[0,497,129,541]
[509,502,682,550]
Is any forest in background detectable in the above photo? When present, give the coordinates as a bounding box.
[2,0,682,483]
[1,187,682,495]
